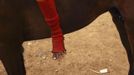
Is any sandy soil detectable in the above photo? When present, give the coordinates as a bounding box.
[0,12,129,75]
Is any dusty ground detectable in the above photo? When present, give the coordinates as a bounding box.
[0,12,129,75]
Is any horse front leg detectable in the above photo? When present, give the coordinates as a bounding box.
[0,43,26,75]
[110,8,133,75]
[124,19,134,75]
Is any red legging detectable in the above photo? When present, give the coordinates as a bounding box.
[36,0,65,52]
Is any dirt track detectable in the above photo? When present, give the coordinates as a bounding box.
[0,12,129,75]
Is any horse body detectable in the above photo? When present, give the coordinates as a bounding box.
[56,0,112,34]
[0,0,134,75]
[23,0,113,40]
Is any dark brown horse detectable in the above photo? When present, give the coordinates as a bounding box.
[0,0,134,75]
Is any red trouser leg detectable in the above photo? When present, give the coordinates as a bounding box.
[36,0,65,52]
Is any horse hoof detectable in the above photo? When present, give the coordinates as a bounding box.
[52,51,66,60]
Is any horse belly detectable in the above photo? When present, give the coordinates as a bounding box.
[0,6,23,43]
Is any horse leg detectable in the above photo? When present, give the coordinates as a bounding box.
[109,8,133,75]
[109,8,133,64]
[0,43,26,75]
[123,18,134,75]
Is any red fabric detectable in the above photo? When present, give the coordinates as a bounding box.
[36,0,65,52]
